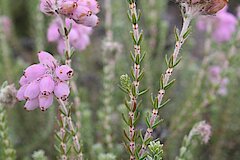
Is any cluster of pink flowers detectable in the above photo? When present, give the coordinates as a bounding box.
[40,0,100,27]
[208,66,229,96]
[194,121,211,144]
[16,51,74,111]
[48,18,92,55]
[197,7,238,43]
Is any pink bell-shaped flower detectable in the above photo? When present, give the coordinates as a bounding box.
[39,94,54,111]
[55,65,74,81]
[16,85,28,101]
[54,82,70,101]
[40,75,55,96]
[24,81,40,100]
[24,64,46,82]
[24,98,39,111]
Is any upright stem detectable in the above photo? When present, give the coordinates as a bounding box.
[139,16,192,157]
[170,24,214,136]
[57,100,83,160]
[58,16,72,66]
[128,2,143,159]
[57,16,82,159]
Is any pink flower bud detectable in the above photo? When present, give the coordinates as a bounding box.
[39,94,54,111]
[24,98,39,111]
[24,64,46,82]
[16,85,28,101]
[38,51,58,68]
[55,65,74,81]
[78,14,99,27]
[40,76,55,96]
[54,82,70,101]
[24,81,40,100]
[69,6,92,23]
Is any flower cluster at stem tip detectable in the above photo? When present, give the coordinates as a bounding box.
[48,18,92,55]
[16,52,74,111]
[40,0,100,27]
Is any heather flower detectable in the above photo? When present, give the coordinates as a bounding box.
[40,0,100,27]
[192,121,211,144]
[16,51,74,111]
[47,18,92,55]
[208,65,229,96]
[196,7,237,43]
[208,66,221,83]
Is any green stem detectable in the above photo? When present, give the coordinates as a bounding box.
[0,104,16,160]
[139,13,193,158]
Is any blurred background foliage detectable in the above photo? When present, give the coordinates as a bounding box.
[1,0,240,159]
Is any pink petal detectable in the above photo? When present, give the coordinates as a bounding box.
[24,98,39,111]
[24,81,40,100]
[19,76,29,86]
[16,85,28,101]
[72,33,90,51]
[24,64,46,82]
[40,75,55,96]
[55,65,74,81]
[47,22,60,42]
[39,93,54,111]
[54,82,70,101]
[57,40,65,55]
[69,28,79,42]
[38,51,58,68]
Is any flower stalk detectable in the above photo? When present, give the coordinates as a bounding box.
[56,99,83,160]
[120,0,146,159]
[139,8,193,158]
[55,16,83,160]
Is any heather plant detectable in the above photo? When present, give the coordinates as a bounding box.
[1,0,240,160]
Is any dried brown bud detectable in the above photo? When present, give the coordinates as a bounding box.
[204,0,228,15]
[0,84,17,107]
[177,0,228,16]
